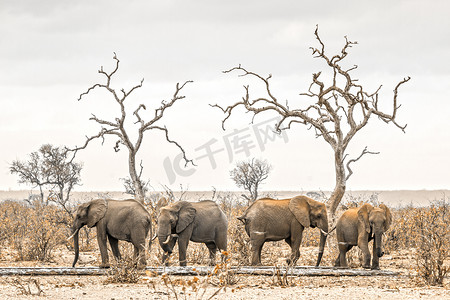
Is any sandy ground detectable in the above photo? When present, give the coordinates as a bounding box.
[0,248,448,300]
[0,273,448,299]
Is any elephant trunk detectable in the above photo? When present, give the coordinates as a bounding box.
[375,232,384,257]
[71,229,80,268]
[316,231,327,267]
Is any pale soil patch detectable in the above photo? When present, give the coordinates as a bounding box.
[0,274,448,299]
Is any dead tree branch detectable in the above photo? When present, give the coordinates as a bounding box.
[212,26,410,215]
[68,53,193,202]
[345,146,380,181]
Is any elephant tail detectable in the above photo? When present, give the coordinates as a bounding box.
[147,215,152,253]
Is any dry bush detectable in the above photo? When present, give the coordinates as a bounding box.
[384,205,417,253]
[11,277,44,296]
[158,273,223,300]
[413,200,449,285]
[376,198,449,285]
[0,200,69,261]
[104,257,142,284]
[152,253,233,299]
[215,192,252,266]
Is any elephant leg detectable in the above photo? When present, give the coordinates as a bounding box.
[107,234,121,261]
[162,251,171,266]
[337,243,352,268]
[215,229,228,262]
[334,253,341,267]
[132,244,146,270]
[284,237,292,247]
[358,236,371,269]
[130,227,147,269]
[288,228,304,266]
[96,225,110,268]
[205,242,217,266]
[178,238,190,267]
[287,243,301,266]
[249,236,264,266]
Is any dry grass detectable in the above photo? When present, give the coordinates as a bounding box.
[0,193,448,287]
[0,199,70,261]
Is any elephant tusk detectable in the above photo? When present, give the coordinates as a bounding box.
[151,233,158,241]
[67,229,79,241]
[320,225,336,236]
[162,235,171,245]
[252,231,266,236]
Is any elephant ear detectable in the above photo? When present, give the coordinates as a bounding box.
[87,199,108,228]
[173,201,196,233]
[289,196,311,228]
[379,204,392,231]
[357,203,374,234]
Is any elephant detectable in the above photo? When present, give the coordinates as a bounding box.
[69,199,152,269]
[334,203,392,270]
[157,200,228,266]
[237,195,329,266]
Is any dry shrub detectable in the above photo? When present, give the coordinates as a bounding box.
[104,244,144,284]
[384,205,418,252]
[157,273,224,300]
[11,277,44,296]
[76,227,97,252]
[381,198,450,285]
[215,192,252,266]
[413,200,450,285]
[226,208,252,266]
[104,257,142,284]
[208,251,238,286]
[0,200,69,261]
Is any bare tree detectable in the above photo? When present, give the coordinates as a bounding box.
[213,26,410,216]
[10,144,82,215]
[230,158,272,203]
[10,151,47,204]
[69,53,194,204]
[120,175,150,196]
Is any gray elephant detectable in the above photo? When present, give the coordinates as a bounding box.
[238,195,329,266]
[69,199,152,269]
[334,203,392,270]
[157,200,228,266]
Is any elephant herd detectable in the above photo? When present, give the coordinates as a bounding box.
[69,195,392,270]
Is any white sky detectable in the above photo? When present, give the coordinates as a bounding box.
[1,0,449,192]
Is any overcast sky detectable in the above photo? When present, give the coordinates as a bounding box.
[1,0,449,193]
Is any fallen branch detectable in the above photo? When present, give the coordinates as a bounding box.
[0,266,399,277]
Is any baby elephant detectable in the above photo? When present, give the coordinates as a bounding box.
[157,200,228,266]
[335,203,392,270]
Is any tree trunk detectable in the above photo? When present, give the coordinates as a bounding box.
[129,152,145,204]
[39,186,46,205]
[328,150,347,217]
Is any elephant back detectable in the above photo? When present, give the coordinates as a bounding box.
[192,200,227,225]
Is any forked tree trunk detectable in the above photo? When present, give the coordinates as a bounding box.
[328,149,347,217]
[129,152,145,204]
